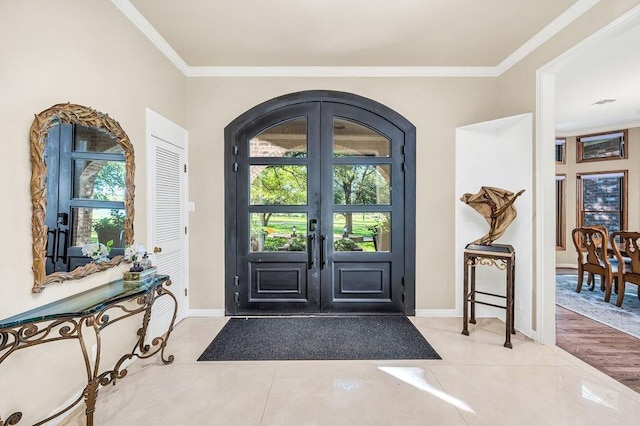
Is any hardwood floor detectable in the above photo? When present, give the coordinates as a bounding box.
[556,305,640,393]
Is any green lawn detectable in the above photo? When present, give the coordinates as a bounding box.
[257,214,382,237]
[254,213,384,252]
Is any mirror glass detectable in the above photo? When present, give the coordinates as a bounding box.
[31,103,135,293]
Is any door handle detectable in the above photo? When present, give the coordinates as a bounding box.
[154,246,162,253]
[58,229,68,264]
[47,228,58,261]
[307,234,315,269]
[320,234,326,269]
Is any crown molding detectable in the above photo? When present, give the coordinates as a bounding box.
[185,66,499,78]
[495,0,600,74]
[110,0,189,74]
[113,0,599,78]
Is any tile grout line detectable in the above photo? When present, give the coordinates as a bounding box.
[551,345,640,403]
[425,364,472,425]
[259,363,279,425]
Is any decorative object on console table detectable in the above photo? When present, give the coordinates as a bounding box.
[123,266,158,283]
[0,275,176,426]
[460,186,525,245]
[459,186,523,348]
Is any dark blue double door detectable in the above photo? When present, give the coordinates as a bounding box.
[225,92,415,315]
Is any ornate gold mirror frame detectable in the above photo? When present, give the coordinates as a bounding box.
[30,103,135,293]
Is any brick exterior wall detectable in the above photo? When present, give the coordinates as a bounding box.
[71,126,125,246]
[582,176,622,232]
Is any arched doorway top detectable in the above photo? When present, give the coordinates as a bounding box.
[226,90,415,138]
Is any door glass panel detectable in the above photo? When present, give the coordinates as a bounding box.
[73,159,126,201]
[74,124,124,153]
[250,213,307,252]
[71,207,126,248]
[333,212,390,252]
[333,118,390,157]
[250,165,307,205]
[333,165,390,205]
[250,117,307,157]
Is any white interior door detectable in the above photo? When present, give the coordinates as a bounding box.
[147,109,188,331]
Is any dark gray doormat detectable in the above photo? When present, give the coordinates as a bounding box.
[197,316,441,361]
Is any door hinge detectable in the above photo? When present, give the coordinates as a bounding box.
[233,145,239,155]
[401,145,406,155]
[233,162,239,172]
[234,292,240,304]
[401,162,405,172]
[234,275,239,287]
[234,275,240,304]
[184,164,187,172]
[184,288,188,297]
[185,226,188,234]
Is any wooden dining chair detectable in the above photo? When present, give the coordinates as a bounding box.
[609,231,640,307]
[571,226,614,302]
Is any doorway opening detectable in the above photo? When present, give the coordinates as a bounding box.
[224,91,416,315]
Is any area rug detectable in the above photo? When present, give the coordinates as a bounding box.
[197,316,441,361]
[556,275,640,339]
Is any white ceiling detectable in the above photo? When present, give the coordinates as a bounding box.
[555,12,640,134]
[127,0,576,67]
[112,0,640,133]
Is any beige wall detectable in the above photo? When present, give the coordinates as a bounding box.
[0,1,185,423]
[497,0,640,249]
[186,77,498,311]
[556,127,640,265]
[498,0,640,119]
[0,0,186,317]
[496,0,640,339]
[2,0,640,421]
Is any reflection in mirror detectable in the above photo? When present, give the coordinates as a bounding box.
[31,103,135,293]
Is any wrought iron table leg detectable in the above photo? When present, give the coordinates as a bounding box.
[462,254,470,336]
[469,260,477,324]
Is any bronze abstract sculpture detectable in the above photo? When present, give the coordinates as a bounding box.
[461,186,525,245]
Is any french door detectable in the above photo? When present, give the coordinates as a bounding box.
[225,91,415,315]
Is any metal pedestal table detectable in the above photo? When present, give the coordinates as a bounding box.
[462,244,516,348]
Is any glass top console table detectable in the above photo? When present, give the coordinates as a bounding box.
[0,275,176,426]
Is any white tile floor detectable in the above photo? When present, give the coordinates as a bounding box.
[62,316,640,425]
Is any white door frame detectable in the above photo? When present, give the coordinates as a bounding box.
[146,108,189,323]
[535,5,640,344]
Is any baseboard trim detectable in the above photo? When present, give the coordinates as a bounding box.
[187,309,225,317]
[556,263,577,269]
[414,309,459,317]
